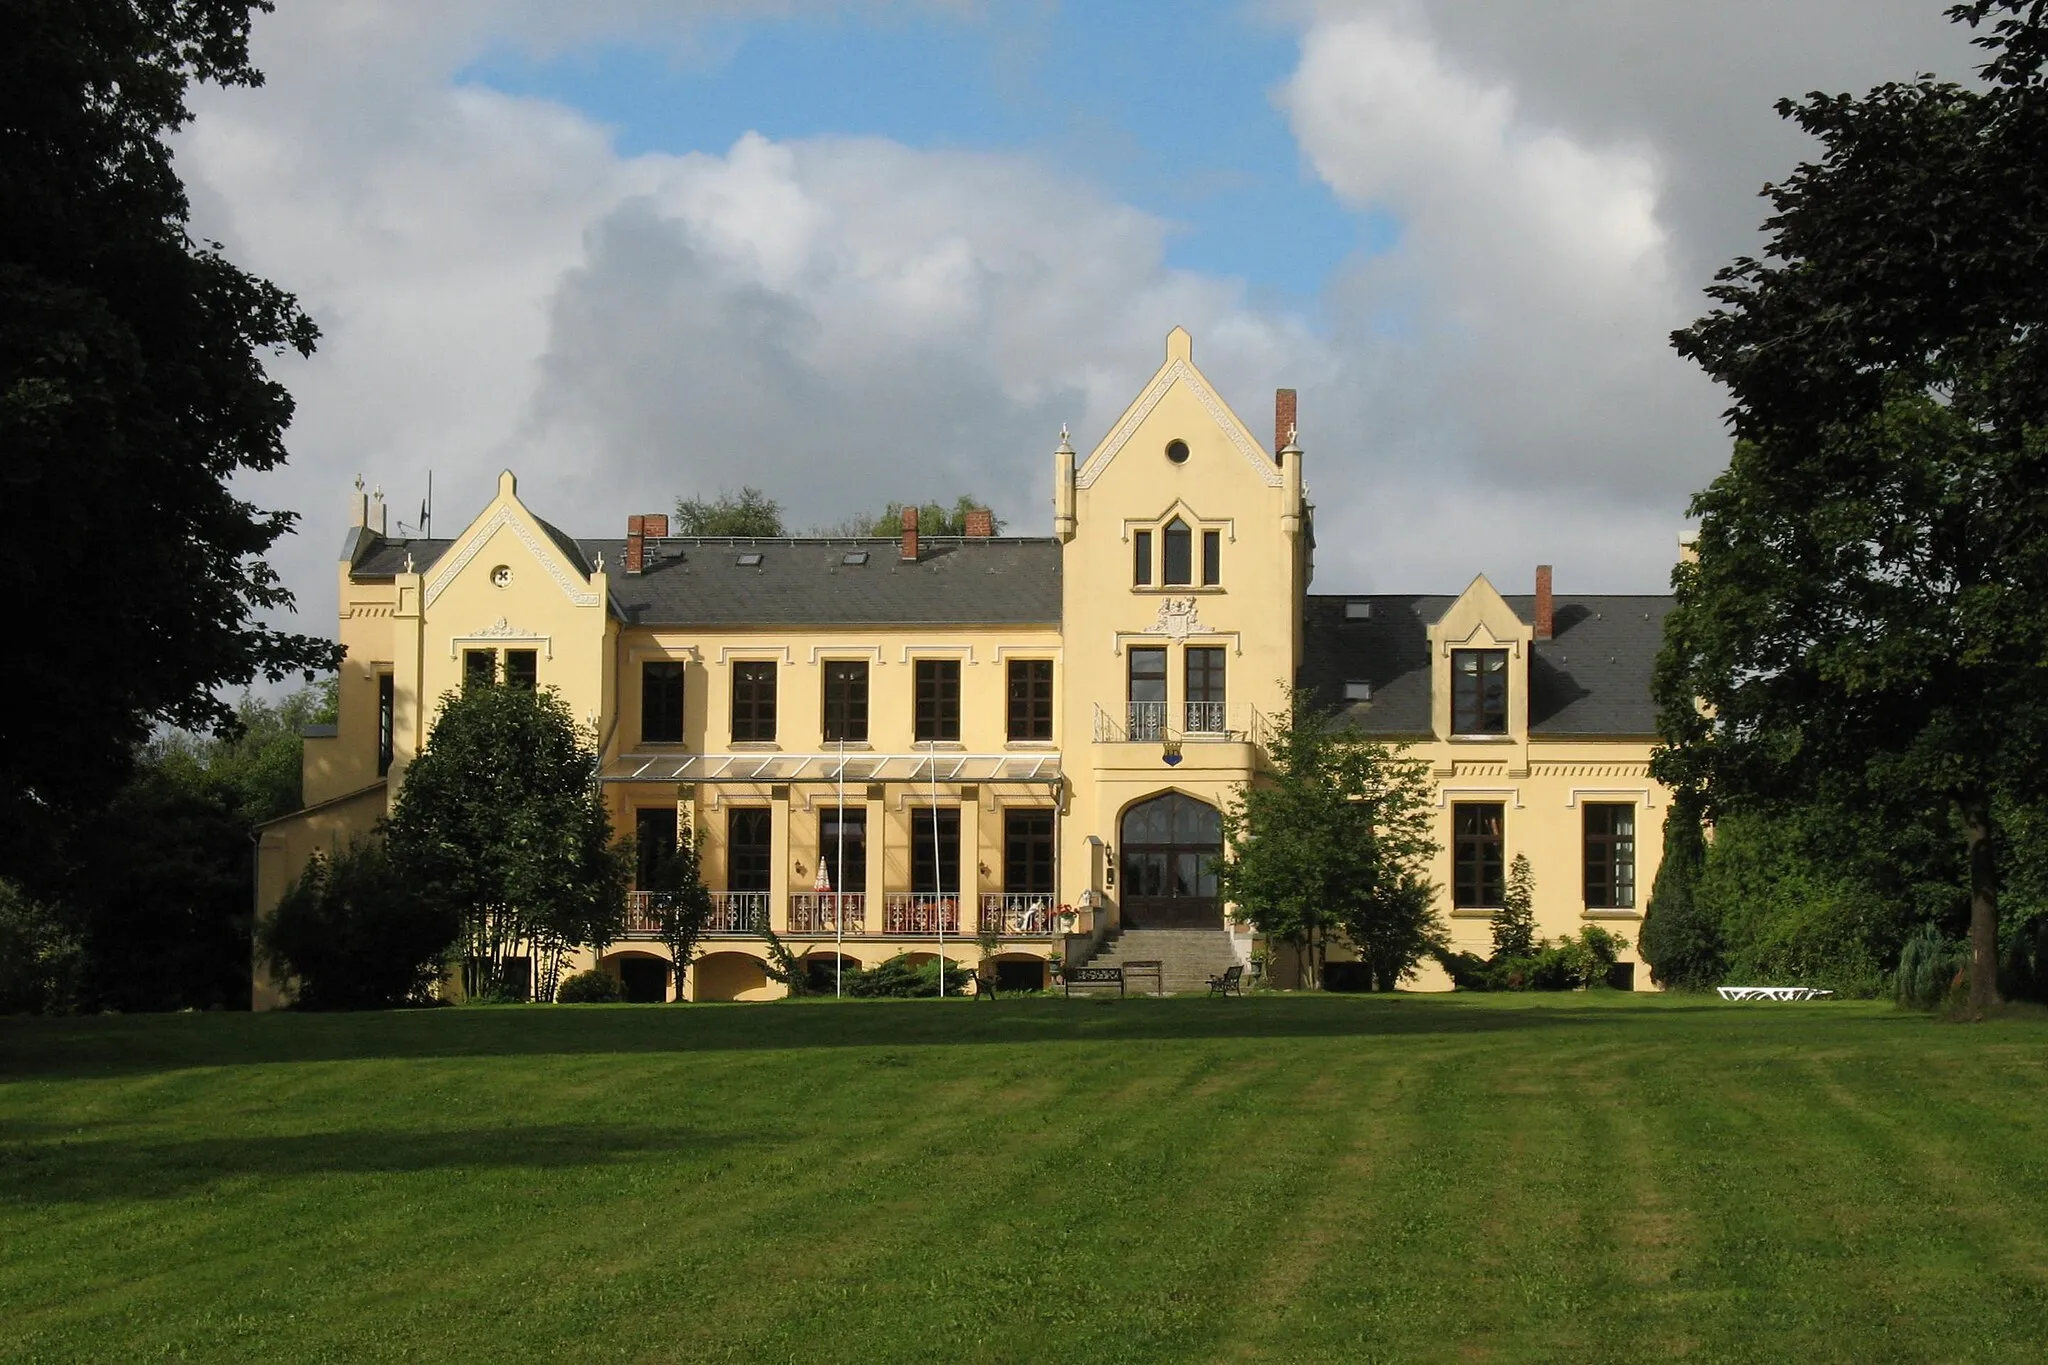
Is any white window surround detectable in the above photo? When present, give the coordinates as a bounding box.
[716,646,794,665]
[1119,512,1236,543]
[899,645,977,665]
[1434,786,1524,810]
[449,619,551,659]
[1566,787,1656,808]
[808,645,885,666]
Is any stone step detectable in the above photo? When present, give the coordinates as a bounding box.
[1077,927,1243,995]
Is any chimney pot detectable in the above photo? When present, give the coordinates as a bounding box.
[1275,388,1297,455]
[1535,565,1554,640]
[900,504,919,561]
[965,507,994,538]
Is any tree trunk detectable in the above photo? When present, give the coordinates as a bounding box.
[1959,795,2001,1015]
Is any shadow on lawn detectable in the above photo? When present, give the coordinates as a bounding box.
[0,1121,731,1205]
[0,993,1875,1082]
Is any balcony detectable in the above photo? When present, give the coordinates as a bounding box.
[883,894,962,935]
[789,892,867,935]
[980,893,1057,937]
[1093,702,1272,746]
[624,890,769,937]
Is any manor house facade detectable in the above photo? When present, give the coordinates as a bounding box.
[253,328,1673,1005]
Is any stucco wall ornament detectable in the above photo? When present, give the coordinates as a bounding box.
[1146,597,1204,640]
[472,617,541,639]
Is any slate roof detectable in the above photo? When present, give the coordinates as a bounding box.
[592,537,1061,628]
[347,535,451,577]
[1299,593,1673,737]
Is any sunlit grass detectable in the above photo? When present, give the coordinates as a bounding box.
[3,993,2045,1363]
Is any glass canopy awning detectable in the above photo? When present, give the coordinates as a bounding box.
[599,751,1063,787]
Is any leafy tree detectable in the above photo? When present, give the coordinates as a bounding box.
[756,924,814,997]
[1657,1,2048,1013]
[1218,694,1442,990]
[1638,798,1723,989]
[385,683,628,1001]
[643,824,714,1002]
[814,495,1004,538]
[674,487,786,537]
[259,839,458,1010]
[1493,854,1537,962]
[150,680,338,823]
[0,879,81,1015]
[1,0,339,866]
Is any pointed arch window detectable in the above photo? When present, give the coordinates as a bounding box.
[1162,518,1192,585]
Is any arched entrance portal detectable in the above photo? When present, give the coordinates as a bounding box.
[1119,792,1223,929]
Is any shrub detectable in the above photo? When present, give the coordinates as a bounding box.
[0,880,81,1015]
[844,954,974,998]
[556,969,621,1003]
[1639,799,1723,988]
[1895,924,1970,1010]
[1493,855,1537,961]
[2000,915,2048,1003]
[261,839,461,1009]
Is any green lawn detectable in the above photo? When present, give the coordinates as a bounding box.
[3,994,2045,1364]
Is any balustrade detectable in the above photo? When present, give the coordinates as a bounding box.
[788,892,867,935]
[883,894,961,935]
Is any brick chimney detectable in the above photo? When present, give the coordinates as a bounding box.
[964,507,994,538]
[900,504,919,561]
[1275,388,1297,455]
[642,513,669,539]
[626,515,645,575]
[1534,564,1554,640]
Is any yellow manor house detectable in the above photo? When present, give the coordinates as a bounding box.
[254,328,1674,1006]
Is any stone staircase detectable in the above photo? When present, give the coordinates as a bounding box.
[1076,928,1243,995]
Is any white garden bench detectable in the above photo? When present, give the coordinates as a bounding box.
[1716,986,1835,1002]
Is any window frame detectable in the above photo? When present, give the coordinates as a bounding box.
[639,659,685,743]
[1452,802,1506,909]
[913,658,962,743]
[376,672,394,777]
[730,660,778,743]
[1201,529,1221,586]
[910,806,962,895]
[819,804,867,894]
[726,807,773,893]
[1162,518,1193,586]
[463,649,496,690]
[1582,803,1637,909]
[1451,648,1510,735]
[822,659,870,744]
[1133,529,1153,586]
[504,649,539,692]
[634,806,678,889]
[1006,659,1054,741]
[1003,809,1056,894]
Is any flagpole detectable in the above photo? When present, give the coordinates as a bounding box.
[835,736,845,999]
[931,738,944,996]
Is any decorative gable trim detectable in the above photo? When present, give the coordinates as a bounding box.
[1075,358,1281,490]
[423,503,599,610]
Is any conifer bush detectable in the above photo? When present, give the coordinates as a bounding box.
[556,969,622,1004]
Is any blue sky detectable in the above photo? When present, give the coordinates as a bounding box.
[459,0,1391,307]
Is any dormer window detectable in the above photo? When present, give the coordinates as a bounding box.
[1162,519,1192,585]
[1451,649,1508,735]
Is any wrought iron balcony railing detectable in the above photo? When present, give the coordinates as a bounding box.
[979,893,1057,937]
[883,894,962,935]
[788,892,867,935]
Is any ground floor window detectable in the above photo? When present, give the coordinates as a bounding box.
[1453,803,1505,908]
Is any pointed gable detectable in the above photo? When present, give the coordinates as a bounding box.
[1074,327,1281,491]
[422,470,601,611]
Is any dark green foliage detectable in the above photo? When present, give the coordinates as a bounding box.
[384,684,629,1002]
[1525,927,1626,992]
[673,487,786,537]
[1896,924,1972,1011]
[1638,798,1722,989]
[0,0,340,860]
[150,682,338,825]
[0,879,82,1015]
[843,954,974,998]
[260,840,457,1010]
[1657,3,2048,1011]
[755,925,813,996]
[555,969,621,1004]
[1492,854,1536,961]
[1998,914,2048,1002]
[1219,694,1443,990]
[641,824,715,996]
[834,496,1004,538]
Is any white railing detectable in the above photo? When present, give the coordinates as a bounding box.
[1128,701,1167,741]
[1184,700,1227,734]
[624,892,661,936]
[1093,702,1273,747]
[979,893,1057,937]
[708,891,768,935]
[788,892,866,934]
[883,894,962,935]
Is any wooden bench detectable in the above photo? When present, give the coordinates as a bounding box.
[1122,960,1164,997]
[1061,966,1125,997]
[1208,964,1245,997]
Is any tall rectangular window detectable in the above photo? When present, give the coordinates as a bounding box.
[1185,647,1226,733]
[1584,804,1637,909]
[914,659,961,742]
[463,649,496,690]
[727,807,772,892]
[635,806,678,888]
[1128,646,1167,740]
[1201,529,1221,586]
[640,661,684,742]
[822,660,870,743]
[376,672,394,777]
[1162,519,1192,585]
[911,807,961,894]
[504,649,538,692]
[1007,659,1054,741]
[1133,530,1153,586]
[819,805,867,894]
[731,661,777,742]
[1004,809,1055,894]
[1451,649,1509,734]
[1453,802,1505,908]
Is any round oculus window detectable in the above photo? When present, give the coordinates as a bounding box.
[1165,439,1190,464]
[490,564,513,588]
